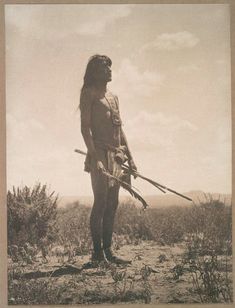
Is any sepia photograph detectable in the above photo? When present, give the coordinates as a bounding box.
[3,2,233,305]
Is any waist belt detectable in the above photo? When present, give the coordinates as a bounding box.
[94,141,128,165]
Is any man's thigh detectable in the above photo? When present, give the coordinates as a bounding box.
[90,148,108,197]
[90,169,108,198]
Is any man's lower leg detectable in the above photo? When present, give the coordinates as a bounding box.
[90,207,108,263]
[102,207,131,265]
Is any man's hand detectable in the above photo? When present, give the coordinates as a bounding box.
[128,159,137,178]
[97,160,106,173]
[129,159,137,171]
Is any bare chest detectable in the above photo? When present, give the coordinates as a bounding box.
[92,93,120,123]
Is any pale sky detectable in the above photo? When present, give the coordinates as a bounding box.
[5,4,231,196]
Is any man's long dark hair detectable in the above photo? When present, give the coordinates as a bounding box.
[77,55,112,111]
[81,54,112,90]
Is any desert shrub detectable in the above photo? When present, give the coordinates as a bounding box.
[197,256,231,302]
[186,199,232,256]
[55,196,232,252]
[56,202,92,254]
[7,183,58,247]
[114,201,155,241]
[8,276,62,305]
[180,198,233,303]
[114,201,189,245]
[180,249,233,303]
[147,206,189,244]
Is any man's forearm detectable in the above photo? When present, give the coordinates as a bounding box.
[81,127,98,161]
[121,128,133,161]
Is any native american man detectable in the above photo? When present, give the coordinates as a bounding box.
[80,55,137,265]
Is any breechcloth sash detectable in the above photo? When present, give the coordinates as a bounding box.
[84,141,129,187]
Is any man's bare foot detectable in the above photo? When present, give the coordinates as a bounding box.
[104,248,132,265]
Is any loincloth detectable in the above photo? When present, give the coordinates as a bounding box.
[84,142,130,187]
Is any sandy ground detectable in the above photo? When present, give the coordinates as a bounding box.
[9,241,232,304]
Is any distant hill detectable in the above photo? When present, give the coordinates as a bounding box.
[58,191,231,208]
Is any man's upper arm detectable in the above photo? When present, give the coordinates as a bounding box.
[80,89,93,130]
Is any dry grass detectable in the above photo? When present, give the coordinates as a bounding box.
[7,184,232,305]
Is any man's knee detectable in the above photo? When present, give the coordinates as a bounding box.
[107,186,119,206]
[93,189,108,212]
[90,195,107,222]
